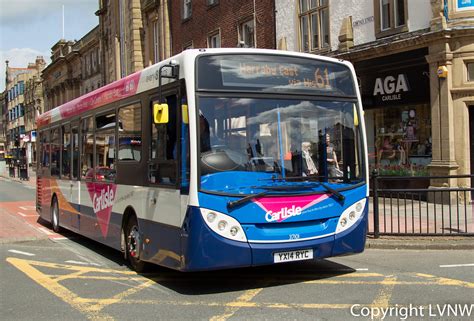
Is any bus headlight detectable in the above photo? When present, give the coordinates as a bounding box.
[200,208,247,242]
[336,199,367,234]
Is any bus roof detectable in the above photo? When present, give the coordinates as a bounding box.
[36,48,351,128]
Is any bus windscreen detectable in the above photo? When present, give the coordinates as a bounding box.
[197,54,356,97]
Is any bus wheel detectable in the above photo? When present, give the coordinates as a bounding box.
[51,197,61,233]
[125,216,147,272]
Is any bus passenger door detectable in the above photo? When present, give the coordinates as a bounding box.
[146,90,183,268]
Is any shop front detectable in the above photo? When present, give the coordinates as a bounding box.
[356,48,432,178]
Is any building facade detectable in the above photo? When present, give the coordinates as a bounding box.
[170,0,275,52]
[276,0,474,190]
[0,90,6,160]
[23,74,44,166]
[96,0,146,84]
[5,57,46,163]
[42,40,80,112]
[42,27,104,112]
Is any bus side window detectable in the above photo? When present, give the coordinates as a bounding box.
[95,112,116,182]
[81,117,94,180]
[50,127,60,178]
[149,94,177,185]
[40,130,50,173]
[72,127,79,180]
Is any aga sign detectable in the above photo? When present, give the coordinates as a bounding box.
[373,74,410,102]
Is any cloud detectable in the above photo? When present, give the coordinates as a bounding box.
[0,48,51,91]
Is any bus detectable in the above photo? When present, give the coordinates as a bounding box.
[36,48,368,272]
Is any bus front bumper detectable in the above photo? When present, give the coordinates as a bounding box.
[180,206,367,271]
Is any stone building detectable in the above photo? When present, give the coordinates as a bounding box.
[95,0,174,84]
[42,40,80,112]
[5,57,46,163]
[276,0,474,191]
[42,26,103,112]
[24,74,44,166]
[78,26,103,95]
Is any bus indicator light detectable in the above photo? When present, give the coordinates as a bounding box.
[230,226,239,236]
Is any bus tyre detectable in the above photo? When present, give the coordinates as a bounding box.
[51,198,61,233]
[125,216,147,272]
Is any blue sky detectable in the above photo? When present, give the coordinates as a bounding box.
[0,0,99,91]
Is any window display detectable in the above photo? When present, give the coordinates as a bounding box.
[367,104,431,176]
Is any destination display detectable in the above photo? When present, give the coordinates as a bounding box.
[197,54,356,97]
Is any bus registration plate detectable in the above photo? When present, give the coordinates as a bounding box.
[274,249,313,263]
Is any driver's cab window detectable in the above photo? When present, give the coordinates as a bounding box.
[149,94,178,185]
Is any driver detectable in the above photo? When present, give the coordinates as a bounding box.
[200,113,211,153]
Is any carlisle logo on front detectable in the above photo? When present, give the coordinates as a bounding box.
[255,194,329,223]
[266,205,303,222]
[87,183,117,237]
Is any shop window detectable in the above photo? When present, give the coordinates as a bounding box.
[468,62,474,82]
[368,105,431,176]
[374,0,407,38]
[299,0,329,52]
[239,20,255,48]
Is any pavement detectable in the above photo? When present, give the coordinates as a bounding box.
[1,172,473,250]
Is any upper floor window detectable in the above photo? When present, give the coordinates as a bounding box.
[239,20,255,48]
[183,42,193,51]
[468,62,474,82]
[152,19,160,64]
[208,32,221,48]
[299,0,329,52]
[183,0,192,20]
[375,0,407,38]
[207,0,218,6]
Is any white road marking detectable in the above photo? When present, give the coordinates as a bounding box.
[38,227,54,235]
[8,250,35,256]
[439,263,474,268]
[51,237,68,241]
[356,268,369,271]
[17,212,36,217]
[65,260,101,267]
[19,206,36,211]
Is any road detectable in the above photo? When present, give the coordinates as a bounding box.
[1,177,473,320]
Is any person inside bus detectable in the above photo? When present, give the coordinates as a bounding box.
[302,141,318,176]
[326,133,341,177]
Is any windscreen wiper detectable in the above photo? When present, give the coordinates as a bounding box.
[227,190,271,210]
[226,184,315,210]
[270,176,345,201]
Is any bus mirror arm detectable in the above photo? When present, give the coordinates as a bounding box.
[158,63,180,104]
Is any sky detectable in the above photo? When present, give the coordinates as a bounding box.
[0,0,99,91]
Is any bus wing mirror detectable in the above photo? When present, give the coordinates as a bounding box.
[182,104,188,124]
[153,103,169,124]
